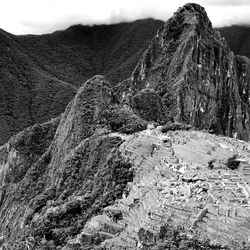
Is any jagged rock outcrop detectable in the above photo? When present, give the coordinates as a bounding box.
[120,3,250,140]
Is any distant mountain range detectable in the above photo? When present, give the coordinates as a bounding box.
[0,19,162,144]
[217,25,250,59]
[14,19,164,86]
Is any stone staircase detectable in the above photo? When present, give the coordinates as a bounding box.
[242,163,250,179]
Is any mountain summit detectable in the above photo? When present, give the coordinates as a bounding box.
[121,3,250,140]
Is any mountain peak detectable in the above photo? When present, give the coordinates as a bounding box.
[170,3,212,31]
[126,3,250,140]
[178,3,207,14]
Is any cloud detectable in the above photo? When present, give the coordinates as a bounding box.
[201,0,250,6]
[0,0,250,35]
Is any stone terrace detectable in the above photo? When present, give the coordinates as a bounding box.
[75,128,250,249]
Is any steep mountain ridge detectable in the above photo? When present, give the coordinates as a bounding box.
[119,3,250,141]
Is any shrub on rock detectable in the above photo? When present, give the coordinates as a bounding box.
[104,105,147,134]
[225,155,240,170]
[131,89,167,123]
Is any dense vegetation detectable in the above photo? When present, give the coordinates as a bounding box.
[225,155,240,170]
[161,122,192,133]
[16,18,164,87]
[0,19,163,145]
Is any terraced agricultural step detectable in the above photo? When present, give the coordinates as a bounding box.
[102,129,250,248]
[196,223,232,244]
[200,214,250,239]
[196,219,234,238]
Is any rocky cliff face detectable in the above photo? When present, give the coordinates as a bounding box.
[121,3,250,140]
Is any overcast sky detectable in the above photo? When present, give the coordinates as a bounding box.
[1,0,250,35]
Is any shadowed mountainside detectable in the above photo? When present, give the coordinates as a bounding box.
[16,19,164,87]
[0,19,163,145]
[217,25,250,59]
[0,75,147,249]
[0,28,77,145]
